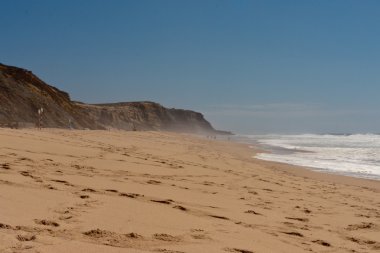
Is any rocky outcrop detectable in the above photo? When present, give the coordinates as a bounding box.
[0,63,226,134]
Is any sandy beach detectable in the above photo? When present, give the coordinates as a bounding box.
[0,128,379,253]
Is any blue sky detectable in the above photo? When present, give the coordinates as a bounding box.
[1,0,380,134]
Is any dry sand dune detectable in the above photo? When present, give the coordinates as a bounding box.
[0,129,379,253]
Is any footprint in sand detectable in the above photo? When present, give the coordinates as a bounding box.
[191,232,211,240]
[0,223,13,229]
[20,171,32,177]
[83,229,143,247]
[346,236,380,249]
[151,199,173,205]
[34,219,59,227]
[346,222,375,231]
[119,192,141,198]
[173,205,187,211]
[153,249,185,253]
[59,215,73,221]
[282,231,304,237]
[44,184,56,190]
[16,234,36,242]
[224,248,254,253]
[285,217,309,222]
[208,215,229,220]
[1,163,11,170]
[82,188,97,193]
[312,239,331,247]
[51,179,73,187]
[147,180,162,185]
[105,189,118,193]
[245,210,262,215]
[153,233,182,242]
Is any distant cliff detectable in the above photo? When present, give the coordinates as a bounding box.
[0,63,228,134]
[77,102,217,132]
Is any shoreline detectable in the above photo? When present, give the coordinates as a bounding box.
[230,135,380,186]
[254,156,380,192]
[215,136,380,191]
[1,128,379,252]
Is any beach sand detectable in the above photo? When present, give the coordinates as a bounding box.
[0,128,379,253]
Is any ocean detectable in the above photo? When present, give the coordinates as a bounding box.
[238,134,380,180]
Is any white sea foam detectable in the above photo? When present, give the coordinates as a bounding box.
[245,134,380,180]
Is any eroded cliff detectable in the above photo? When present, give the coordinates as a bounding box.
[0,63,225,134]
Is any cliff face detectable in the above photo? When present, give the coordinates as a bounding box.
[0,63,223,134]
[78,102,215,132]
[0,63,101,129]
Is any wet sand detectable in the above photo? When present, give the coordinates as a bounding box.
[0,128,379,253]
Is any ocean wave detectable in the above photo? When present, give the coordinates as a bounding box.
[244,134,380,180]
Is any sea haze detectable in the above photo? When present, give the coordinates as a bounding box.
[240,134,380,180]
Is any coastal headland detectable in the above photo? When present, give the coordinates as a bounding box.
[0,63,229,135]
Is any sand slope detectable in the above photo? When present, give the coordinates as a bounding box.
[0,129,379,253]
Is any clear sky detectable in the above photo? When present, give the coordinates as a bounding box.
[1,0,380,134]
